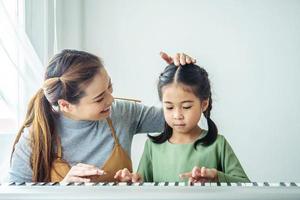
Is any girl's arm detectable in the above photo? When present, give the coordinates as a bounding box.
[218,136,250,182]
[136,139,153,182]
[179,136,250,183]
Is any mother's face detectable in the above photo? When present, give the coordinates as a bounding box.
[62,68,114,121]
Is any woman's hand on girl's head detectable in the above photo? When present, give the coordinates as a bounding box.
[114,168,142,183]
[61,163,105,183]
[179,166,218,184]
[160,51,196,66]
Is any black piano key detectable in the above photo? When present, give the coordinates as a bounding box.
[154,182,159,186]
[264,182,270,186]
[50,182,60,186]
[66,182,74,186]
[226,182,231,186]
[30,182,39,186]
[15,182,26,186]
[126,182,132,186]
[174,182,179,186]
[164,182,168,186]
[8,182,16,186]
[217,182,221,186]
[290,182,297,187]
[280,182,286,187]
[236,182,242,186]
[252,182,258,186]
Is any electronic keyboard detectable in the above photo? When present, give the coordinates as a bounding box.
[0,182,299,200]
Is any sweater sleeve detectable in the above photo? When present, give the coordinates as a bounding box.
[114,100,164,135]
[133,103,164,134]
[7,128,33,182]
[218,136,250,183]
[137,139,153,182]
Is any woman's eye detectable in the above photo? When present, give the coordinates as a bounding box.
[183,106,192,109]
[166,107,173,110]
[96,98,104,103]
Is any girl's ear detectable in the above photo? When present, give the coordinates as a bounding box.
[201,99,209,112]
[57,99,72,113]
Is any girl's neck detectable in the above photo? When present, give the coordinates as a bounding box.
[169,126,202,144]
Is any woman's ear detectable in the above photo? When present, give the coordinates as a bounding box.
[201,99,209,112]
[57,99,72,113]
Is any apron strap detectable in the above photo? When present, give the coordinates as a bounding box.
[106,117,120,146]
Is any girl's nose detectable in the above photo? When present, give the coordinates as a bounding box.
[173,110,184,119]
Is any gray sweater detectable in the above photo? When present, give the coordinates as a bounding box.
[8,100,164,182]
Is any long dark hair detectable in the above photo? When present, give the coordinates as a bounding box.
[11,49,104,181]
[149,64,218,148]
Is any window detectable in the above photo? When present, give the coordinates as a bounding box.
[0,0,44,135]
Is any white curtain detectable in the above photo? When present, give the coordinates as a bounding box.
[0,0,44,125]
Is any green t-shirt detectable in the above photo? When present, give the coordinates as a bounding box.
[137,132,250,183]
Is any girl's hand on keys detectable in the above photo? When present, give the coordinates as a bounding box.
[61,163,105,183]
[179,166,218,184]
[160,51,196,66]
[114,168,142,182]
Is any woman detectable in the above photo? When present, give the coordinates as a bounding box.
[8,49,195,182]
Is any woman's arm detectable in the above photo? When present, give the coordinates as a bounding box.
[8,128,33,182]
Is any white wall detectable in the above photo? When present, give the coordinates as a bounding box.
[58,0,300,182]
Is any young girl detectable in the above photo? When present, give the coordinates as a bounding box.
[8,49,194,183]
[115,64,250,183]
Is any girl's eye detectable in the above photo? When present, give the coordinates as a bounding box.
[183,106,192,109]
[166,107,173,110]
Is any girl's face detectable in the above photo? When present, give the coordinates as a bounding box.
[161,83,208,134]
[61,68,114,121]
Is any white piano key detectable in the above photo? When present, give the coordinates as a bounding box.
[158,182,167,186]
[107,182,116,186]
[194,182,210,186]
[117,182,128,186]
[168,182,176,186]
[178,182,186,186]
[143,182,155,186]
[244,183,254,187]
[220,182,228,186]
[193,182,202,186]
[210,183,218,187]
[60,182,72,186]
[269,182,281,187]
[131,182,141,186]
[83,182,96,186]
[1,182,14,186]
[256,182,265,187]
[25,182,36,186]
[230,183,238,186]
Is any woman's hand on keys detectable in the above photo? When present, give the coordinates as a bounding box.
[114,168,142,182]
[61,163,105,183]
[179,166,218,184]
